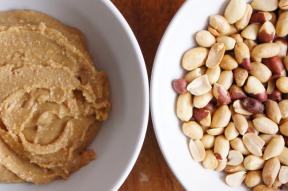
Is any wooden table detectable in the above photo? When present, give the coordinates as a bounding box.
[111,1,185,190]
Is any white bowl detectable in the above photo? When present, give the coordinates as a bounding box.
[151,1,246,190]
[0,0,149,191]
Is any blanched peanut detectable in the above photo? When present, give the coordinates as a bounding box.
[279,147,288,165]
[244,155,265,170]
[279,166,288,184]
[243,133,265,157]
[250,62,272,83]
[176,93,193,121]
[189,139,206,162]
[187,75,212,96]
[245,170,262,188]
[217,71,233,90]
[253,184,274,191]
[251,0,278,11]
[244,76,266,95]
[216,36,236,50]
[275,38,288,57]
[235,4,253,30]
[244,39,257,51]
[263,135,285,160]
[202,150,218,170]
[265,100,282,124]
[220,55,238,70]
[241,23,260,40]
[206,43,226,68]
[276,76,288,93]
[279,100,288,118]
[233,68,248,87]
[195,30,216,47]
[200,134,215,149]
[262,157,280,187]
[224,0,246,24]
[280,120,288,136]
[214,135,230,159]
[182,121,204,140]
[209,15,231,35]
[225,122,239,141]
[227,150,244,166]
[251,43,280,59]
[182,47,208,71]
[206,65,221,84]
[216,158,227,172]
[233,114,248,135]
[276,12,288,37]
[225,164,245,173]
[211,105,231,128]
[259,134,274,145]
[207,127,225,136]
[253,116,278,134]
[230,137,250,155]
[279,0,288,10]
[184,67,206,83]
[225,171,246,187]
[193,91,213,108]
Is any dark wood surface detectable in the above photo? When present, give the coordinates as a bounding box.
[110,1,185,190]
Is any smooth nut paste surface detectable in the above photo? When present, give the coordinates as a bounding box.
[0,10,110,184]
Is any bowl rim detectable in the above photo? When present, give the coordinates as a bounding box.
[150,1,190,190]
[105,1,149,190]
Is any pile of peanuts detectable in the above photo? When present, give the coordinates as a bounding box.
[173,0,288,190]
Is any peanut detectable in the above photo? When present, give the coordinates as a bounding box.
[262,157,280,187]
[244,155,265,170]
[195,30,216,47]
[182,121,204,140]
[176,93,193,121]
[187,75,212,96]
[172,79,187,94]
[251,0,278,11]
[189,139,206,162]
[211,105,231,128]
[245,170,262,188]
[182,47,208,71]
[206,43,226,68]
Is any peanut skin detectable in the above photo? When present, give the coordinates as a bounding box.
[242,97,264,114]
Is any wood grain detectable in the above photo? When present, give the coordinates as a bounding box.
[111,0,185,190]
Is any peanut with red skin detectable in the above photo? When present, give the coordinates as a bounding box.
[203,102,216,114]
[193,108,209,122]
[229,85,247,100]
[242,97,264,114]
[172,79,187,94]
[263,56,284,75]
[241,58,252,71]
[254,92,268,102]
[268,90,282,102]
[250,12,272,24]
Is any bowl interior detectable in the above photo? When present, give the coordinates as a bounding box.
[151,0,247,190]
[0,0,149,191]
